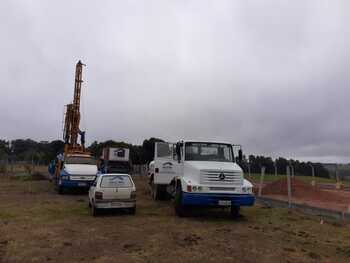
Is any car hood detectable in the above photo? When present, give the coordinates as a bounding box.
[64,164,97,175]
[185,161,242,172]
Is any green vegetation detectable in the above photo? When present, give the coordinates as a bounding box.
[246,173,350,186]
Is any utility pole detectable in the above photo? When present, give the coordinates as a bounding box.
[289,161,295,178]
[286,165,292,208]
[335,164,341,189]
[258,166,265,197]
[274,160,278,176]
[309,163,315,186]
[248,161,251,177]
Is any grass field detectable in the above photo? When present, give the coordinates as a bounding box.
[1,174,350,262]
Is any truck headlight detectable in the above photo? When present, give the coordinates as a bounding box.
[61,175,69,180]
[243,187,252,193]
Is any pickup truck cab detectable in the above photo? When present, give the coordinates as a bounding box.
[88,173,136,216]
[149,140,255,217]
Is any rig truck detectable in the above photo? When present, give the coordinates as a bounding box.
[98,147,131,174]
[149,140,255,217]
[50,61,97,193]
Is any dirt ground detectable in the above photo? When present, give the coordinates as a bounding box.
[260,178,350,212]
[1,175,350,263]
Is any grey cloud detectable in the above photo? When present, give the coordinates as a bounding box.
[1,0,350,163]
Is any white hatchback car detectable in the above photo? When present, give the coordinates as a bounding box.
[88,173,136,216]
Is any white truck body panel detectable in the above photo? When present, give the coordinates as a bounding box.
[152,141,253,195]
[102,148,130,162]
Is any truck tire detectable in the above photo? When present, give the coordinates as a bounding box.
[174,184,187,217]
[230,205,240,218]
[151,180,166,200]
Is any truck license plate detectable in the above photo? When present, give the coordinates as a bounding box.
[78,182,86,186]
[218,200,231,206]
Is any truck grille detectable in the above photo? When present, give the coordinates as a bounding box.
[200,170,243,185]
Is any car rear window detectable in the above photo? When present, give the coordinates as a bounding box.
[100,175,132,188]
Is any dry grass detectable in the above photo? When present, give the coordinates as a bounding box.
[0,176,350,262]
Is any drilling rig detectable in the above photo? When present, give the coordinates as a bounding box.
[51,61,97,194]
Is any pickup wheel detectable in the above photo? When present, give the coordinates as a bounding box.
[230,205,240,218]
[57,186,64,195]
[174,184,187,217]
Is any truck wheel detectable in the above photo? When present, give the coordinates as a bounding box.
[174,184,187,217]
[151,180,160,200]
[230,205,240,218]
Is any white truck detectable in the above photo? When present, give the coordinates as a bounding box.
[148,140,255,217]
[98,147,131,174]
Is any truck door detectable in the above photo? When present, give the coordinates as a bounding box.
[154,142,177,185]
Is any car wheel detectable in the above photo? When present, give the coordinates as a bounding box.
[91,202,99,217]
[174,184,187,217]
[129,207,136,215]
[230,205,240,218]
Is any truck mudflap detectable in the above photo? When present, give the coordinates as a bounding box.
[181,192,255,207]
[59,179,93,189]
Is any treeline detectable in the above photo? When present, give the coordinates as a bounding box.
[0,139,64,164]
[0,138,329,177]
[0,138,164,165]
[239,155,329,178]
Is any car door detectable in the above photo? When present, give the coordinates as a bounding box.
[89,178,98,202]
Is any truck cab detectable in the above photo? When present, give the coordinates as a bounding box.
[55,153,97,194]
[98,147,131,174]
[149,140,255,217]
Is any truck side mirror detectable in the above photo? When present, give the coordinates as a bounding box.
[238,149,243,162]
[176,143,181,163]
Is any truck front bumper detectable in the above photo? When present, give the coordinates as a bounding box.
[59,179,93,189]
[182,192,255,207]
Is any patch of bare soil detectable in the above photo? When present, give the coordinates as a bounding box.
[261,178,350,212]
[0,175,350,262]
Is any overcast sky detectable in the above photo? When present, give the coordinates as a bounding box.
[1,0,349,163]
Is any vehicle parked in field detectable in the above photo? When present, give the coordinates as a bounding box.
[98,147,131,174]
[148,140,255,217]
[88,173,136,216]
[52,153,98,193]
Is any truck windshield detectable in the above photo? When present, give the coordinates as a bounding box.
[65,156,96,165]
[185,142,233,162]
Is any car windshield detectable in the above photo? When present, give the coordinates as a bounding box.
[185,142,233,162]
[100,175,132,188]
[65,156,96,165]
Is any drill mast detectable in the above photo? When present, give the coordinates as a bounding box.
[63,60,87,155]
